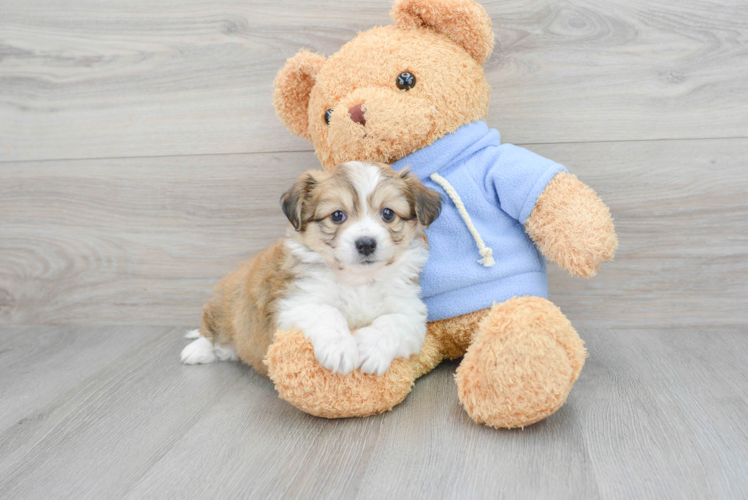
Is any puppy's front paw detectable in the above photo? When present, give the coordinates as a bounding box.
[313,333,359,375]
[355,326,396,376]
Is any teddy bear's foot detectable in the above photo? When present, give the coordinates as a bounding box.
[264,328,416,418]
[455,297,586,429]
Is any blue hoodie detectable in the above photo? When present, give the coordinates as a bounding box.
[392,121,567,322]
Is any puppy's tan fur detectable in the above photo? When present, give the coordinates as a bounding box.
[199,240,295,375]
[198,162,440,376]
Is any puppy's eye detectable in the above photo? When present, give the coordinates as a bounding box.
[330,210,347,224]
[396,72,416,91]
[381,208,395,222]
[324,109,333,125]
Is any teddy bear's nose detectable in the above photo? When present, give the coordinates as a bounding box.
[348,104,366,126]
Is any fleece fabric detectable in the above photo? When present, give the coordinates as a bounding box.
[392,120,567,321]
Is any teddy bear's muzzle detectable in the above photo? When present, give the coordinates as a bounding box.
[325,87,436,165]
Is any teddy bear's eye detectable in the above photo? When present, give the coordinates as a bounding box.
[324,109,333,125]
[396,72,416,91]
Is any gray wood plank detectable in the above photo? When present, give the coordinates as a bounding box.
[1,326,746,499]
[539,138,748,329]
[351,370,600,500]
[125,359,601,500]
[0,152,314,326]
[1,139,746,329]
[0,326,248,500]
[0,325,160,430]
[576,329,748,500]
[1,0,747,162]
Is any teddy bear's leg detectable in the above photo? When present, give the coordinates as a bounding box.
[455,296,586,429]
[411,308,491,376]
[264,311,488,418]
[264,328,417,418]
[264,307,499,418]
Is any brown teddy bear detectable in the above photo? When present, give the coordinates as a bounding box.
[266,0,617,428]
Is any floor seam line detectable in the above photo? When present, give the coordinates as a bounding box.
[2,135,748,164]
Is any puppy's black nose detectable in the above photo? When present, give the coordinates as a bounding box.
[355,237,377,256]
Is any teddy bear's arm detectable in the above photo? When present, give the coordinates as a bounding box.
[525,172,618,278]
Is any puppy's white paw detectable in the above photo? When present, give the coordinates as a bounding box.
[355,326,396,376]
[181,336,216,364]
[313,333,359,375]
[185,329,201,339]
[214,343,238,361]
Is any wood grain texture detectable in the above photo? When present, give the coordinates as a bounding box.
[0,152,315,325]
[576,329,748,499]
[539,137,748,329]
[2,139,746,328]
[1,0,747,161]
[0,326,746,499]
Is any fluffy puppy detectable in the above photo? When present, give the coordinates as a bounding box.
[181,161,441,376]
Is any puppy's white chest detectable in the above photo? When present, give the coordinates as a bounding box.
[281,265,412,332]
[277,238,428,333]
[330,280,393,330]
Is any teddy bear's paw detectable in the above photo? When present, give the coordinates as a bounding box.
[526,172,618,278]
[265,328,416,418]
[455,297,586,429]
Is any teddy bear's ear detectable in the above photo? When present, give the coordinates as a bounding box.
[273,49,326,141]
[390,0,494,64]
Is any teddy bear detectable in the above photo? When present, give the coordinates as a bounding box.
[265,0,617,429]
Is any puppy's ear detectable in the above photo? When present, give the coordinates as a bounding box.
[273,49,326,141]
[280,171,319,231]
[402,169,442,228]
[390,0,494,64]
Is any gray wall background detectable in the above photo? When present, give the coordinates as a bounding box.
[2,0,747,329]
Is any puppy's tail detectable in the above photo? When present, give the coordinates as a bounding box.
[201,302,219,340]
[184,302,217,340]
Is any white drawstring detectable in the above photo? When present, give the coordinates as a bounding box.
[429,173,495,268]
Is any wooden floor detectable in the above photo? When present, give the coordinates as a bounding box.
[0,326,746,500]
[2,0,748,498]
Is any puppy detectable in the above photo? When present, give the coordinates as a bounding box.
[181,161,441,376]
